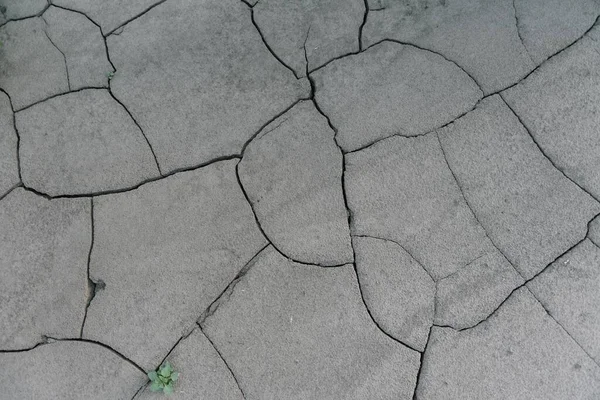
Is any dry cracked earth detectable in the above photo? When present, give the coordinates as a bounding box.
[1,0,600,399]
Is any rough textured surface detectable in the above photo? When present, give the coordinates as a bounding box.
[363,0,535,94]
[438,95,600,279]
[528,239,600,363]
[435,251,523,329]
[43,6,112,90]
[346,134,489,281]
[353,236,434,351]
[419,288,600,399]
[51,0,163,34]
[202,246,420,400]
[0,0,46,25]
[514,0,600,64]
[0,91,19,196]
[239,101,352,266]
[84,160,267,370]
[4,0,600,397]
[253,0,364,76]
[313,41,481,152]
[16,89,160,196]
[136,329,244,399]
[0,18,68,110]
[0,340,146,399]
[107,0,310,173]
[0,189,90,349]
[503,33,600,200]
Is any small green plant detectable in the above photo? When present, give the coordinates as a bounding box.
[106,71,115,81]
[148,362,179,395]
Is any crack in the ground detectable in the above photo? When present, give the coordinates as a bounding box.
[41,17,71,91]
[0,2,50,28]
[0,183,21,202]
[235,161,346,268]
[434,212,600,332]
[435,131,525,284]
[105,0,169,36]
[14,86,107,113]
[358,0,369,51]
[48,3,116,72]
[198,325,247,399]
[107,89,163,176]
[245,2,301,80]
[499,94,600,204]
[511,0,533,64]
[79,197,96,338]
[1,336,146,374]
[0,88,24,183]
[197,244,269,326]
[528,286,600,369]
[412,325,433,400]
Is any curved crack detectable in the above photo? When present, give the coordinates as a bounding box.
[511,0,533,63]
[0,88,23,183]
[107,89,163,175]
[198,325,247,399]
[499,94,600,204]
[434,212,600,332]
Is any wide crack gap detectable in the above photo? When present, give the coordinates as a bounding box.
[358,0,368,51]
[79,197,96,338]
[412,325,433,400]
[499,94,600,204]
[198,325,247,399]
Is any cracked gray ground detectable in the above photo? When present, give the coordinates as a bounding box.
[1,0,600,398]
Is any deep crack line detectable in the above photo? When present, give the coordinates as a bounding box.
[358,0,369,51]
[0,1,50,28]
[235,161,344,268]
[499,94,600,204]
[198,325,247,399]
[79,197,95,338]
[412,325,433,400]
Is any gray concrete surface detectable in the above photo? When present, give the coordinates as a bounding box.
[1,0,600,398]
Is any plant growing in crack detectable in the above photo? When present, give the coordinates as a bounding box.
[148,361,179,395]
[106,71,115,81]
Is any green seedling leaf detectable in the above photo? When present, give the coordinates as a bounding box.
[147,370,158,381]
[150,381,162,392]
[171,372,179,382]
[163,383,174,395]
